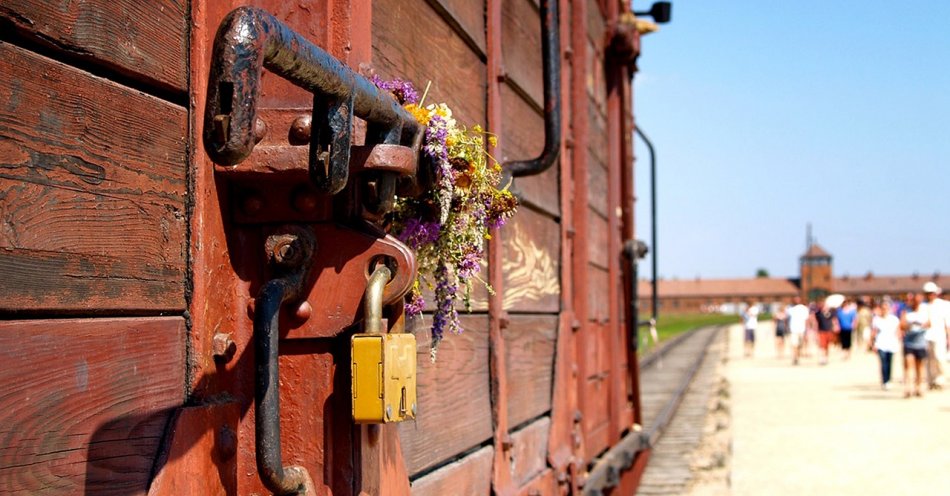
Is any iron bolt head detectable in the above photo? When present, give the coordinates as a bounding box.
[386,405,393,420]
[411,403,418,417]
[212,333,236,363]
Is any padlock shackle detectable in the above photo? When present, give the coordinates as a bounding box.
[364,264,393,334]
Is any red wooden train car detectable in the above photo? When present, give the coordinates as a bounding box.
[0,0,660,493]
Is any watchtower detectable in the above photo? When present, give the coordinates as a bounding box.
[800,242,833,302]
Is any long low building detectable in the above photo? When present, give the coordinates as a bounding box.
[637,242,947,314]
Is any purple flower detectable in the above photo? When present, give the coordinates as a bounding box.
[371,75,419,104]
[398,218,441,249]
[405,291,425,317]
[458,251,481,278]
[432,264,461,341]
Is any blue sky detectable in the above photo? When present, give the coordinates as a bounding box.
[633,0,950,280]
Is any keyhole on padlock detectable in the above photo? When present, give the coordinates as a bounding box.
[399,386,408,416]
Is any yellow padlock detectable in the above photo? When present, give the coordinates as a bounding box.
[352,264,417,423]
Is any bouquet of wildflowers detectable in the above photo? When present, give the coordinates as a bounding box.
[373,76,518,359]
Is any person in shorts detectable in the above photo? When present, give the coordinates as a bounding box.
[787,297,810,365]
[742,303,759,357]
[774,305,789,358]
[901,293,928,398]
[814,301,838,365]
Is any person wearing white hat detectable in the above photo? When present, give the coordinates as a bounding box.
[922,281,949,389]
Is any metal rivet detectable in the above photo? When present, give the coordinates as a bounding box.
[253,117,267,144]
[217,426,238,459]
[242,194,264,216]
[385,405,393,420]
[411,403,418,416]
[295,301,312,321]
[292,189,319,213]
[289,115,312,145]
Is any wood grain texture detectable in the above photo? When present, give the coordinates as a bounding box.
[0,0,188,92]
[399,315,493,475]
[430,0,486,55]
[587,160,608,218]
[587,266,609,322]
[508,417,550,488]
[0,42,187,312]
[502,208,560,313]
[373,0,486,125]
[588,103,608,170]
[0,317,185,495]
[409,445,493,496]
[501,0,543,106]
[500,85,560,217]
[587,210,610,270]
[505,315,557,426]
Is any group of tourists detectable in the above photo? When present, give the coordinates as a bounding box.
[742,281,950,398]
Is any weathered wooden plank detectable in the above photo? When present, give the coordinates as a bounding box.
[587,159,608,218]
[509,417,550,487]
[0,0,188,92]
[431,0,487,56]
[587,265,609,322]
[399,315,493,475]
[500,85,560,217]
[0,42,187,312]
[502,207,560,313]
[410,445,493,496]
[584,376,610,458]
[0,317,185,495]
[505,315,557,426]
[584,321,605,378]
[588,210,610,270]
[588,102,608,170]
[502,0,543,106]
[373,0,486,125]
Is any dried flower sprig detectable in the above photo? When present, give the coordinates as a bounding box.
[374,77,518,359]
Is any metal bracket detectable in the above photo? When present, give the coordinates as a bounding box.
[204,6,422,196]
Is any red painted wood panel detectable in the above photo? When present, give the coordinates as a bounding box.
[373,0,486,125]
[0,42,187,313]
[505,315,557,426]
[0,317,185,494]
[0,0,188,92]
[501,0,543,106]
[503,207,561,313]
[399,315,493,475]
[409,445,493,496]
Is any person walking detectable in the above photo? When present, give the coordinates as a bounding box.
[742,303,759,358]
[774,305,789,358]
[871,300,900,390]
[814,301,838,365]
[788,297,810,365]
[900,293,928,398]
[856,298,873,351]
[922,282,948,389]
[838,299,857,360]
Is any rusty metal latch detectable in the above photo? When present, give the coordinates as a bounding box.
[204,6,422,196]
[254,228,317,495]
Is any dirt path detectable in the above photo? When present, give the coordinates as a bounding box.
[727,322,950,495]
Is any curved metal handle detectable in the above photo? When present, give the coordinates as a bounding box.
[204,7,422,193]
[505,0,562,178]
[254,230,316,495]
